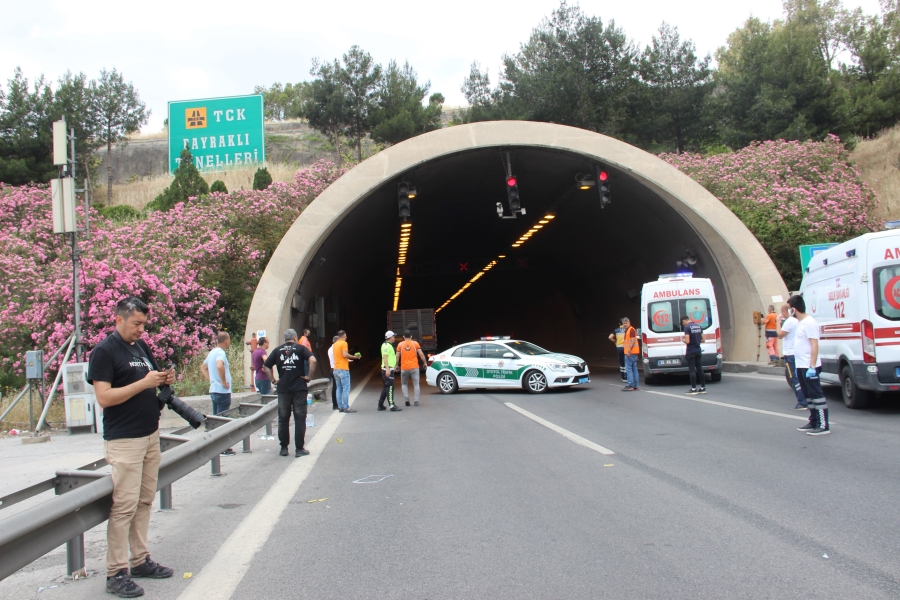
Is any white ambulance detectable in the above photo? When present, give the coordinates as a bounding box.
[640,275,723,384]
[799,228,900,408]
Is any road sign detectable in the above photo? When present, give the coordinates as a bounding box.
[168,95,265,173]
[799,243,838,273]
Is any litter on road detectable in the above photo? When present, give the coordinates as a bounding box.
[353,474,394,483]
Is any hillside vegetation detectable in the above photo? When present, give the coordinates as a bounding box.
[851,124,900,223]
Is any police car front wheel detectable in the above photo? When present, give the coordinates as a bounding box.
[524,370,549,394]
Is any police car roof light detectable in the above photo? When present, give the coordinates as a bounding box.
[480,336,511,340]
[658,273,693,280]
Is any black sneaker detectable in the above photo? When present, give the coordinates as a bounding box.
[107,569,144,597]
[797,422,816,432]
[686,388,699,395]
[414,401,419,406]
[279,447,288,456]
[405,401,411,406]
[698,388,707,394]
[338,408,345,413]
[344,408,357,413]
[130,557,174,579]
[377,406,387,411]
[807,428,831,436]
[220,448,236,457]
[390,406,402,411]
[792,403,809,410]
[295,448,310,457]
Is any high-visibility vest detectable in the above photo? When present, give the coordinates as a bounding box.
[623,326,640,355]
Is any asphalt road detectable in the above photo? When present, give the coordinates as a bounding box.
[4,369,900,599]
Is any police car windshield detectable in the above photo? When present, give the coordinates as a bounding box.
[506,341,551,356]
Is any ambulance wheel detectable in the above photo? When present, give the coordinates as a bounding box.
[524,370,549,394]
[710,370,722,383]
[841,365,871,409]
[437,372,459,395]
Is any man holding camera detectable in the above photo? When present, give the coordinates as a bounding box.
[88,297,177,598]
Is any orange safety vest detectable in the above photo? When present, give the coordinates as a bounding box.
[623,326,640,355]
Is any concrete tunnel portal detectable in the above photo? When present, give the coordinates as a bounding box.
[245,121,788,379]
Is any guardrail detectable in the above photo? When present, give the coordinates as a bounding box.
[0,378,329,582]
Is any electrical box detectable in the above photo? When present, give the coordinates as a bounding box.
[25,351,43,379]
[63,363,97,432]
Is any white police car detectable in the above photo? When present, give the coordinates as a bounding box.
[425,337,590,394]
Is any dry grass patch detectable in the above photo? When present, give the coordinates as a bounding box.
[97,163,301,211]
[852,124,900,223]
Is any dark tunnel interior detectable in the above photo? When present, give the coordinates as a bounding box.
[290,146,729,372]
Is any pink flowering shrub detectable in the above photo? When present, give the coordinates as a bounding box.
[0,160,346,385]
[661,136,879,289]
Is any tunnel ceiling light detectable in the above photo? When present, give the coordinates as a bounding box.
[544,215,555,219]
[435,255,508,314]
[539,220,549,224]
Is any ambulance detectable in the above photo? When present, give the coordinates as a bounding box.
[799,228,900,408]
[640,275,723,384]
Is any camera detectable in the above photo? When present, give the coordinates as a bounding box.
[157,364,206,429]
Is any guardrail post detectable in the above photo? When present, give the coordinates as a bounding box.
[210,455,223,476]
[66,533,85,578]
[159,484,172,510]
[265,421,273,436]
[242,436,251,453]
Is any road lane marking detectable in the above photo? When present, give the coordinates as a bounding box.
[504,402,615,455]
[603,383,807,421]
[177,369,376,600]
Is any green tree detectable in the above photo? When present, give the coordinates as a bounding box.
[457,62,518,123]
[499,1,637,135]
[252,167,272,190]
[634,23,714,153]
[253,82,310,121]
[52,71,101,184]
[339,45,382,161]
[91,68,149,204]
[0,68,56,184]
[210,179,228,193]
[304,59,351,162]
[148,147,209,211]
[370,60,444,145]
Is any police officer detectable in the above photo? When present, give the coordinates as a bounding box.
[378,331,402,411]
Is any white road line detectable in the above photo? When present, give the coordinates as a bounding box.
[722,372,785,380]
[504,402,615,455]
[603,383,807,421]
[177,369,377,600]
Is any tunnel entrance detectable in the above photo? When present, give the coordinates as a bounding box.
[246,122,787,375]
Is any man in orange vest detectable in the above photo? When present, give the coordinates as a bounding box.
[396,330,427,406]
[622,317,641,391]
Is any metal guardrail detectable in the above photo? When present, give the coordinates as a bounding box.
[0,378,330,581]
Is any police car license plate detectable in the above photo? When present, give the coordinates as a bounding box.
[577,376,589,384]
[660,359,681,366]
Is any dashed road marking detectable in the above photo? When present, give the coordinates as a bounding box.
[505,402,615,455]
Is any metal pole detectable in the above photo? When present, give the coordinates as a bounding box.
[265,421,273,436]
[28,383,34,431]
[242,436,251,453]
[65,533,85,577]
[159,485,172,510]
[34,335,76,434]
[72,231,82,363]
[210,456,223,476]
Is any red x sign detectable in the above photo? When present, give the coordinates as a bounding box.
[459,263,468,272]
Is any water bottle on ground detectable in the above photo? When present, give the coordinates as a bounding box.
[306,413,315,427]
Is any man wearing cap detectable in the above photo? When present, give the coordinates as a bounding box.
[263,329,317,457]
[378,331,402,412]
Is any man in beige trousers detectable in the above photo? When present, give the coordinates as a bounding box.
[88,297,176,597]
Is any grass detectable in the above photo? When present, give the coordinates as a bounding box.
[95,163,300,211]
[851,124,900,223]
[0,386,67,431]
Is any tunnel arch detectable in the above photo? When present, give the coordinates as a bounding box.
[245,121,787,375]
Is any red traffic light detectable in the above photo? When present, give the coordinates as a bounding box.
[507,176,517,187]
[598,171,609,181]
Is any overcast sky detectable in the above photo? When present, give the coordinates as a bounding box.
[1,0,884,133]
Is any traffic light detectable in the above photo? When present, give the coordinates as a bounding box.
[398,181,415,218]
[598,169,611,208]
[506,175,521,212]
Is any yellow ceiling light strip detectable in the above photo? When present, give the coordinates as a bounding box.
[511,214,555,248]
[436,255,505,314]
[394,222,412,310]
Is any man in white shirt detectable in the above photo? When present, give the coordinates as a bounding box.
[776,304,807,410]
[787,295,831,435]
[327,335,338,410]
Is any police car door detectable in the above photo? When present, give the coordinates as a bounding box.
[481,344,518,387]
[449,343,483,388]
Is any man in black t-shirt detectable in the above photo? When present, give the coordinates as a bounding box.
[87,297,176,597]
[264,328,317,457]
[681,315,706,395]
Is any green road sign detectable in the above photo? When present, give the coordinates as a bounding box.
[168,95,265,173]
[800,243,838,273]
